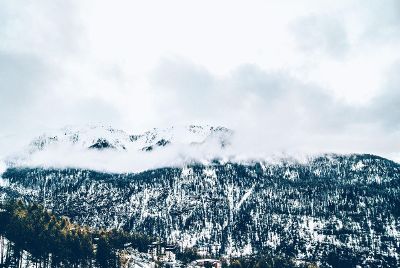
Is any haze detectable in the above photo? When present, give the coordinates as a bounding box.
[0,0,399,162]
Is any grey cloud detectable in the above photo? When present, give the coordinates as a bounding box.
[290,15,349,58]
[43,97,123,129]
[150,57,217,119]
[0,53,46,100]
[228,64,358,131]
[0,1,82,56]
[358,0,400,41]
[0,1,399,161]
[225,65,290,100]
[0,1,85,137]
[151,57,214,93]
[150,59,359,134]
[72,98,123,127]
[367,62,400,130]
[149,58,400,158]
[0,52,51,128]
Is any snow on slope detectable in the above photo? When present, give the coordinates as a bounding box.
[0,161,5,175]
[28,125,132,152]
[5,124,394,174]
[3,124,233,173]
[26,124,232,152]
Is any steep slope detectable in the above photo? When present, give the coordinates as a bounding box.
[1,154,399,267]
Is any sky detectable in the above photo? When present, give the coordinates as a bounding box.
[0,0,400,161]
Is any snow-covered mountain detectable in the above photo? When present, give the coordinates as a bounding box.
[27,124,233,152]
[3,125,233,172]
[1,125,400,267]
[1,153,400,267]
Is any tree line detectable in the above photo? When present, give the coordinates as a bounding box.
[0,199,152,268]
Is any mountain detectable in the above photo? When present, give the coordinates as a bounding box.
[3,125,233,172]
[1,148,400,267]
[26,124,232,152]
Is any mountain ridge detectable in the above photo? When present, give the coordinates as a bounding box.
[2,124,233,173]
[1,125,400,266]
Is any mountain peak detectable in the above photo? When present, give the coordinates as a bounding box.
[3,124,233,172]
[26,124,232,152]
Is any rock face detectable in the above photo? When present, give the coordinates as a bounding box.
[1,154,400,267]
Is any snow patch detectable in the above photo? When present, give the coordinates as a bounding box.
[351,161,365,171]
[235,186,253,211]
[0,177,9,187]
[0,161,6,176]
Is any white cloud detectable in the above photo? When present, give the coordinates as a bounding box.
[0,0,399,164]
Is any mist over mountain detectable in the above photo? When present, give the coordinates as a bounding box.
[1,1,400,267]
[0,125,399,267]
[2,124,398,175]
[2,125,234,173]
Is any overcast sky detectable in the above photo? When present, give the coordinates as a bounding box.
[0,0,400,161]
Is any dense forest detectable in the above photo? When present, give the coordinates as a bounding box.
[0,199,151,268]
[0,199,313,268]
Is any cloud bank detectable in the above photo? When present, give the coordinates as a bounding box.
[0,0,400,166]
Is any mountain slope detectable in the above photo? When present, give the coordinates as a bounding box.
[1,154,399,267]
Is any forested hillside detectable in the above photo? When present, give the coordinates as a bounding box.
[0,200,151,267]
[1,154,399,267]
